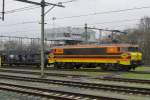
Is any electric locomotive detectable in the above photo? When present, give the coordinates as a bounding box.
[48,44,143,71]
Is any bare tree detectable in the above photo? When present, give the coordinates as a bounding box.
[115,16,150,65]
[138,17,150,64]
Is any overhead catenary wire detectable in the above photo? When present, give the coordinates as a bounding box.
[0,24,136,37]
[47,19,139,29]
[0,0,79,26]
[0,0,77,15]
[89,18,140,26]
[45,6,55,15]
[1,1,149,18]
[1,4,149,19]
[1,29,40,34]
[67,18,140,27]
[0,19,139,35]
[0,4,149,28]
[0,18,139,34]
[53,6,150,20]
[2,5,40,14]
[0,21,39,27]
[61,0,79,3]
[0,18,140,27]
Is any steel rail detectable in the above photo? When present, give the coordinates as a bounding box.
[96,77,150,84]
[0,68,88,77]
[0,74,149,96]
[0,82,123,100]
[0,69,150,84]
[2,67,150,74]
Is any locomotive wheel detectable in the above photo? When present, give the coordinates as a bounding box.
[101,64,115,71]
[118,68,129,71]
[121,67,131,71]
[75,66,81,69]
[61,63,74,69]
[54,63,62,69]
[101,66,108,71]
[107,64,117,71]
[116,65,131,71]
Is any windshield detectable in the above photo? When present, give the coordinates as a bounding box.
[128,47,139,52]
[120,47,139,52]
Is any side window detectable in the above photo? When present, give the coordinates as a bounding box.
[128,47,138,52]
[54,48,64,54]
[120,47,128,52]
[106,47,119,53]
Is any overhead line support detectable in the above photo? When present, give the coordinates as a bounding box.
[84,23,88,43]
[1,0,5,21]
[15,0,65,78]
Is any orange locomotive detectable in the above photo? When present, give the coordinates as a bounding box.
[48,44,143,71]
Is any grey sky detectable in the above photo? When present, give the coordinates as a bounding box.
[0,0,150,37]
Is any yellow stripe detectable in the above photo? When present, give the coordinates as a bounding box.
[54,58,130,64]
[48,58,131,65]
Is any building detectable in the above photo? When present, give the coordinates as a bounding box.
[45,27,96,45]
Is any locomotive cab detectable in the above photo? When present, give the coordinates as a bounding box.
[128,47,143,66]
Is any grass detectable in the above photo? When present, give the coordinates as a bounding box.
[71,66,150,78]
[120,66,150,80]
[121,73,150,80]
[135,66,150,71]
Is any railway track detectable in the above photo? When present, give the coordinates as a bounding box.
[3,66,150,74]
[0,74,150,96]
[0,68,87,78]
[96,77,150,84]
[0,82,122,100]
[130,71,150,74]
[0,68,150,84]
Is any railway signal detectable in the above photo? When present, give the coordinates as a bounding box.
[15,0,65,77]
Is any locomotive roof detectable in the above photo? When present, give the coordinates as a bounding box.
[52,44,139,49]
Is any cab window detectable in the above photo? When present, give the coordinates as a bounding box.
[120,47,139,52]
[120,47,128,52]
[128,47,139,52]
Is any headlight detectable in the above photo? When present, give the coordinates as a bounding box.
[121,53,129,59]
